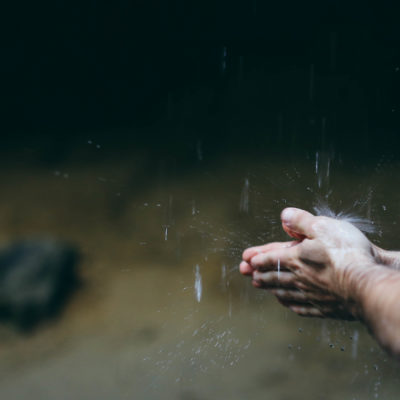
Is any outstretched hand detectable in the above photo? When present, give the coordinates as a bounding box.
[240,208,382,320]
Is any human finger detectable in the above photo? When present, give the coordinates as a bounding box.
[271,288,337,303]
[289,305,326,318]
[242,241,299,263]
[281,208,316,240]
[277,297,356,320]
[274,297,326,317]
[240,261,253,276]
[252,271,296,288]
[250,247,298,272]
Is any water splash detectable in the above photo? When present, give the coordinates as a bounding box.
[313,201,376,234]
[194,265,202,303]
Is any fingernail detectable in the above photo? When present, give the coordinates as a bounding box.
[281,208,296,224]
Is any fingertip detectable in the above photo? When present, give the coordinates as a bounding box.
[242,247,259,262]
[289,305,304,315]
[280,207,315,239]
[240,261,253,275]
[281,207,298,225]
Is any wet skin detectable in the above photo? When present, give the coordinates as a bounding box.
[241,208,400,357]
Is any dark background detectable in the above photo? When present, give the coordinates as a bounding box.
[2,1,400,160]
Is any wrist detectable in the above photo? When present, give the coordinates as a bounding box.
[345,262,385,321]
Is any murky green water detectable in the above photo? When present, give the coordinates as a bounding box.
[0,147,399,399]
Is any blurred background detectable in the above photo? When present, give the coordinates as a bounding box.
[1,1,400,399]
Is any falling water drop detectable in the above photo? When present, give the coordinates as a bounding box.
[367,190,372,220]
[240,178,250,213]
[352,329,359,359]
[321,320,330,343]
[194,265,202,303]
[277,259,280,280]
[192,200,197,215]
[315,149,332,191]
[221,264,227,290]
[164,226,168,241]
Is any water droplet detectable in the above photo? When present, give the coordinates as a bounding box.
[239,178,250,213]
[164,226,168,241]
[192,200,197,215]
[221,264,227,289]
[352,329,359,359]
[277,259,281,280]
[194,265,202,303]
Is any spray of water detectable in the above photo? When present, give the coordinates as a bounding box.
[313,200,376,234]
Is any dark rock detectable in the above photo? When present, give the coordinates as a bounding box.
[0,239,79,331]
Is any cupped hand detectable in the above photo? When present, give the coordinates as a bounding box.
[241,208,382,320]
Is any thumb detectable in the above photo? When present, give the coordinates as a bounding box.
[281,208,316,240]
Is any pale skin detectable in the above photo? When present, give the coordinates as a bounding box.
[240,207,400,358]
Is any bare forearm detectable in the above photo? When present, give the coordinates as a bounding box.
[354,266,400,357]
